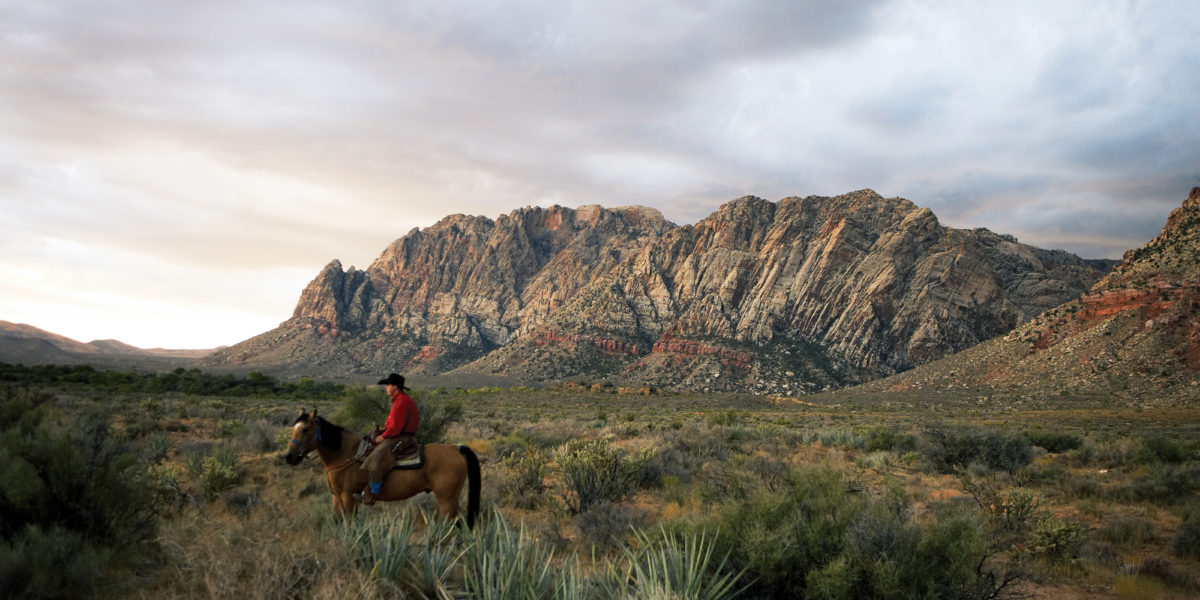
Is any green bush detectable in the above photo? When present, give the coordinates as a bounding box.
[415,393,463,444]
[706,465,1021,599]
[1171,513,1200,559]
[807,504,1015,600]
[863,426,918,453]
[503,445,548,509]
[0,387,159,599]
[332,385,388,433]
[199,444,242,496]
[709,465,867,596]
[1022,429,1083,453]
[554,438,655,514]
[922,426,1034,474]
[1139,435,1189,464]
[577,501,646,553]
[1099,516,1156,545]
[1116,464,1200,504]
[1024,517,1088,564]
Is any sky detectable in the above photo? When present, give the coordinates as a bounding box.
[1,0,1197,349]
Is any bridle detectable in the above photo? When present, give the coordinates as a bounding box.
[289,418,322,460]
[290,416,358,472]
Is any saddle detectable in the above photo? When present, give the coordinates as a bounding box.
[357,428,424,470]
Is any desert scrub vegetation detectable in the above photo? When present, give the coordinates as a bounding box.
[5,368,1200,598]
[0,386,162,599]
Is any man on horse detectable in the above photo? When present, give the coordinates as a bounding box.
[359,372,419,505]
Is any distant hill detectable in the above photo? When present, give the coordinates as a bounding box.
[0,321,216,369]
[859,187,1200,404]
[200,190,1115,394]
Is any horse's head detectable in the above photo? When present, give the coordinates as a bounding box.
[285,409,319,465]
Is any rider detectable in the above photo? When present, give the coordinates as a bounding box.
[360,372,419,505]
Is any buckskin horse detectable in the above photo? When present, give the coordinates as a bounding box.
[285,410,480,527]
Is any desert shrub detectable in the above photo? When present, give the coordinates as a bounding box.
[1099,516,1156,545]
[577,501,646,553]
[141,431,173,464]
[553,438,655,514]
[863,425,918,453]
[1023,429,1083,453]
[677,428,731,460]
[706,408,745,428]
[641,443,704,486]
[1114,574,1166,600]
[503,445,548,509]
[415,393,463,444]
[236,418,279,452]
[199,444,242,496]
[1139,435,1189,464]
[332,385,388,432]
[707,465,868,596]
[0,387,159,599]
[1075,435,1140,468]
[807,504,1016,600]
[1024,517,1088,564]
[1135,556,1173,581]
[922,425,1034,474]
[1171,512,1200,559]
[961,474,1042,539]
[1115,464,1200,504]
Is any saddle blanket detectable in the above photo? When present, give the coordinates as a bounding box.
[353,437,424,470]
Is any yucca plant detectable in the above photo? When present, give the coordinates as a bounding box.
[407,509,469,599]
[336,512,416,584]
[614,527,746,600]
[461,516,559,600]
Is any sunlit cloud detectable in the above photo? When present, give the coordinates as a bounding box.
[0,0,1196,348]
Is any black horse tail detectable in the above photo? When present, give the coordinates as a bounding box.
[459,445,481,530]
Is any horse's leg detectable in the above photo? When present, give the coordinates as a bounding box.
[340,492,358,516]
[428,447,467,521]
[435,491,460,520]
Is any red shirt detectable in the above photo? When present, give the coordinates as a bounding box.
[381,389,419,438]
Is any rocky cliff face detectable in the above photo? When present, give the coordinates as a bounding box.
[862,188,1200,404]
[202,191,1116,392]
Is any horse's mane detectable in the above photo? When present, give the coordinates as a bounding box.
[316,416,344,452]
[294,412,345,452]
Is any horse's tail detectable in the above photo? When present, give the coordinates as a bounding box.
[458,445,481,530]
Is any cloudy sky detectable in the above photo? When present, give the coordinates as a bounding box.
[1,0,1197,349]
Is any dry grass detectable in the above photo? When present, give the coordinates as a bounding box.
[24,385,1200,598]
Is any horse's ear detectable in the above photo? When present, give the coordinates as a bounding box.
[312,408,319,418]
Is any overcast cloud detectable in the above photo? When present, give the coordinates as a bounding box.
[1,0,1197,348]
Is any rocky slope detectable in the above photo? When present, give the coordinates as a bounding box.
[202,191,1116,392]
[859,188,1200,404]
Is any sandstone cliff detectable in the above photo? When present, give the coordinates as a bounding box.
[201,191,1116,392]
[861,188,1200,404]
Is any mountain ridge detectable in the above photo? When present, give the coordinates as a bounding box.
[857,187,1200,403]
[200,190,1117,393]
[0,320,217,368]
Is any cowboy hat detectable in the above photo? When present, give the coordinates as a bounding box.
[377,373,410,389]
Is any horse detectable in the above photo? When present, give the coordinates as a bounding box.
[284,410,480,527]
